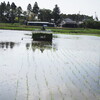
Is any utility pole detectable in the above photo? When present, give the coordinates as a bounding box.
[77,11,80,27]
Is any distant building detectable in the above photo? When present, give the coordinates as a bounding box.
[60,18,77,28]
[27,21,55,27]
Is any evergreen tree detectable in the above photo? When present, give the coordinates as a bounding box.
[27,4,32,20]
[27,4,32,12]
[11,2,16,10]
[52,4,60,25]
[32,2,39,17]
[6,2,10,11]
[17,6,22,22]
[0,2,6,22]
[10,2,17,23]
[0,3,2,21]
[6,2,11,22]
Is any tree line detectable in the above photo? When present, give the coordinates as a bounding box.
[0,1,60,24]
[0,1,100,28]
[0,2,22,23]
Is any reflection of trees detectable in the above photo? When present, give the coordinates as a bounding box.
[0,42,15,49]
[26,43,30,50]
[10,42,15,48]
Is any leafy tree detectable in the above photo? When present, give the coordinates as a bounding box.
[52,4,60,25]
[23,11,27,19]
[82,20,100,29]
[38,9,52,22]
[60,13,67,19]
[65,14,93,21]
[23,11,27,24]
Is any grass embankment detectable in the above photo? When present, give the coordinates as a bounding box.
[51,28,100,36]
[0,23,100,36]
[0,23,37,31]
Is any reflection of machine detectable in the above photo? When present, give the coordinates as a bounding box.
[27,29,56,52]
[32,30,52,41]
[26,41,57,53]
[31,41,52,53]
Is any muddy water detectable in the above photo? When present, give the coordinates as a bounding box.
[0,30,100,100]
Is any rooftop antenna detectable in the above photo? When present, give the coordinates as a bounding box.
[79,11,80,15]
[95,12,98,21]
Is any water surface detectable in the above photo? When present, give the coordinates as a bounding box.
[0,30,100,100]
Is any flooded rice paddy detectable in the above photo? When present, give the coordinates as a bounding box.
[0,30,100,100]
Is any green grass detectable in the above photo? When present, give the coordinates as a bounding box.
[0,26,35,31]
[51,28,100,34]
[0,23,100,36]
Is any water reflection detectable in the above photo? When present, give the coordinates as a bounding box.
[0,42,17,49]
[26,43,30,50]
[32,41,52,53]
[0,30,100,100]
[26,41,57,53]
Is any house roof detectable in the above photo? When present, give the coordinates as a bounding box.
[61,18,77,25]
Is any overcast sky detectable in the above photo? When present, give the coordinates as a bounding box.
[2,0,100,20]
